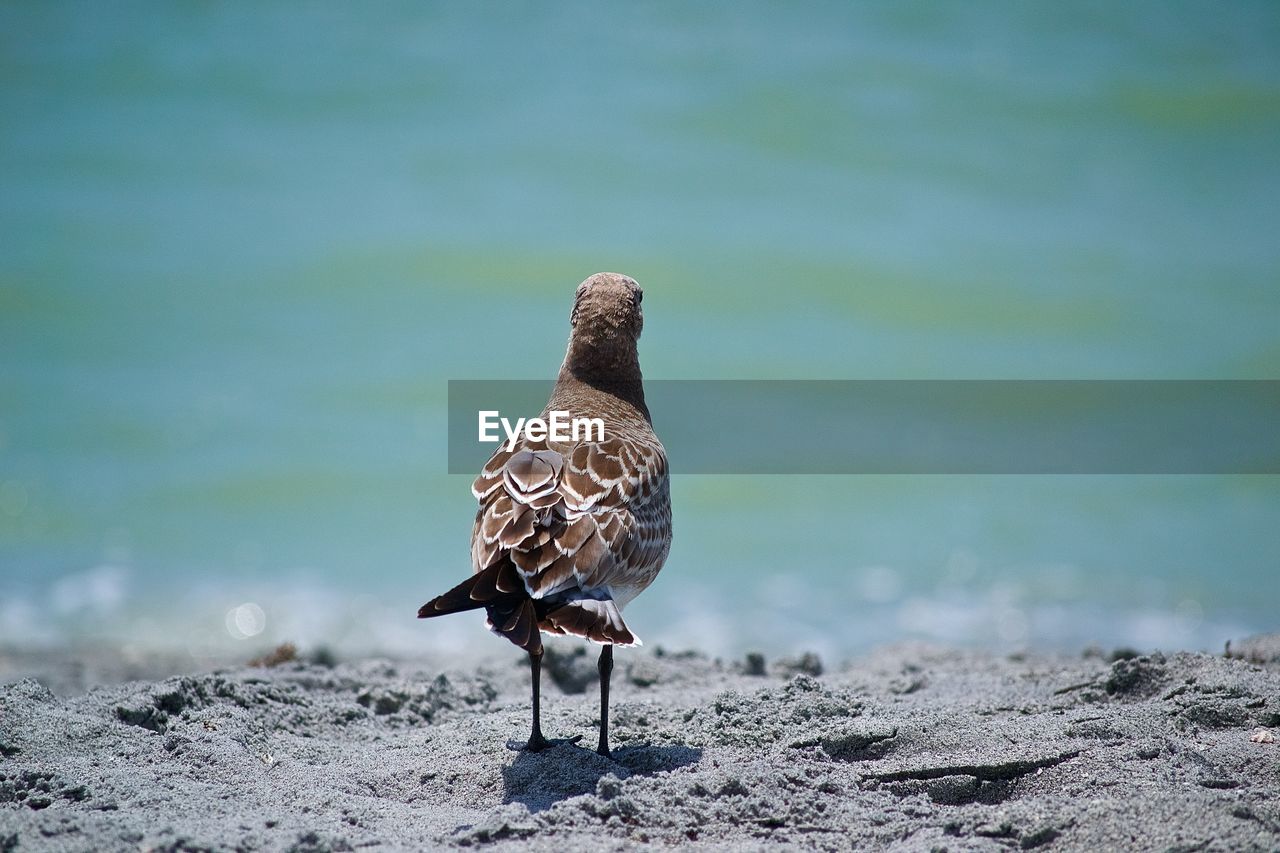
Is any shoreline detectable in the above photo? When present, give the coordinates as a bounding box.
[2,640,1278,850]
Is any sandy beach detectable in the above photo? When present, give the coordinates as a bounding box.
[1,637,1278,851]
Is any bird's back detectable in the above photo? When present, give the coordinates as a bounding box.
[420,272,667,650]
[470,379,671,645]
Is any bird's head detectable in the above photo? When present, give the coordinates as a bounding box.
[563,272,645,382]
[570,272,643,341]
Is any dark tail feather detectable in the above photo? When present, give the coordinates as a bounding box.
[484,597,543,654]
[417,561,524,619]
[417,561,544,654]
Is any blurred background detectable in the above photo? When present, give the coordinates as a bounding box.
[2,3,1278,671]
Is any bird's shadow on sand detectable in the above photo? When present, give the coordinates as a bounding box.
[501,739,702,813]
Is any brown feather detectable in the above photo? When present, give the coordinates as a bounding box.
[542,601,637,646]
[497,507,536,547]
[532,553,577,595]
[557,515,594,553]
[588,445,625,483]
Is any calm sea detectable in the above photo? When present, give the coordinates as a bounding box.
[2,3,1278,663]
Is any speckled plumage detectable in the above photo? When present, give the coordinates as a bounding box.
[420,273,671,653]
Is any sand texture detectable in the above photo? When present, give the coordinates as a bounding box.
[2,642,1279,851]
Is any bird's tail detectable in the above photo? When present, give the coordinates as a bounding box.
[417,561,544,653]
[542,599,639,647]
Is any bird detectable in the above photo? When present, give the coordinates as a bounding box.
[418,272,671,758]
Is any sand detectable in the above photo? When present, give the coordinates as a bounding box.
[2,638,1279,851]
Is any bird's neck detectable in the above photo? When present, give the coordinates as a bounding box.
[555,338,649,419]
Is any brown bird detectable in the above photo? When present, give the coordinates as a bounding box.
[418,272,671,757]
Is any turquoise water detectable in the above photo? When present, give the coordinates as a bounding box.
[2,3,1278,661]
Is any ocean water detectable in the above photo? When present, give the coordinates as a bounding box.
[2,3,1278,664]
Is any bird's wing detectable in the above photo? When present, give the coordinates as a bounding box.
[470,433,670,604]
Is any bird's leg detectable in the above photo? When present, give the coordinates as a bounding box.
[526,647,550,752]
[597,643,614,758]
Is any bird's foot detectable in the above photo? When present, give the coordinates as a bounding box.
[523,733,582,753]
[597,743,612,760]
